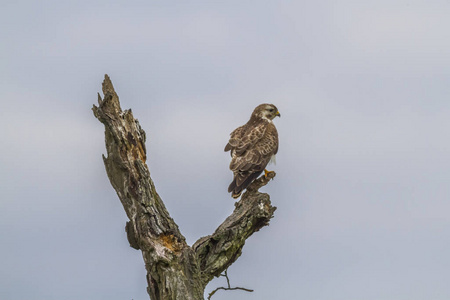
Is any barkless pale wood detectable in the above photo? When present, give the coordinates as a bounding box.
[92,74,277,300]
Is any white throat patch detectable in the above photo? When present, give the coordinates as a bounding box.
[261,114,273,122]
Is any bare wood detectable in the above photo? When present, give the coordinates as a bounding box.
[193,174,277,283]
[93,75,276,300]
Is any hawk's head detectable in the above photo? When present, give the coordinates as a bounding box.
[253,103,281,121]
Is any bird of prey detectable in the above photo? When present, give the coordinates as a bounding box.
[225,103,280,198]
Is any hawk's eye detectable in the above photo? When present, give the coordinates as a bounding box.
[268,108,274,112]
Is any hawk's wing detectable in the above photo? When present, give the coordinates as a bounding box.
[224,122,267,155]
[226,121,278,189]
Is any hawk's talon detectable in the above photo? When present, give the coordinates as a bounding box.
[264,169,275,179]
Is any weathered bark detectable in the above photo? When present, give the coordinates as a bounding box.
[93,75,276,300]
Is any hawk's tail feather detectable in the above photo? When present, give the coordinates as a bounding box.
[228,179,237,193]
[232,191,242,199]
[228,171,263,198]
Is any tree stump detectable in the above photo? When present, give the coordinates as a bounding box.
[93,75,276,300]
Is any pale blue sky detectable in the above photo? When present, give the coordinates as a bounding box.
[1,1,450,299]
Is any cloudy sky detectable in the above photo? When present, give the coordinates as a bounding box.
[1,0,450,299]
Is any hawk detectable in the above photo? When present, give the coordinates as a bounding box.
[225,103,280,198]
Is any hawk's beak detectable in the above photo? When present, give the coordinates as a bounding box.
[276,111,281,117]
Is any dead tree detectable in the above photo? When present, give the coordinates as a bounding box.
[92,75,277,300]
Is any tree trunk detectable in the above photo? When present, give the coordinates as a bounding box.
[92,75,276,300]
